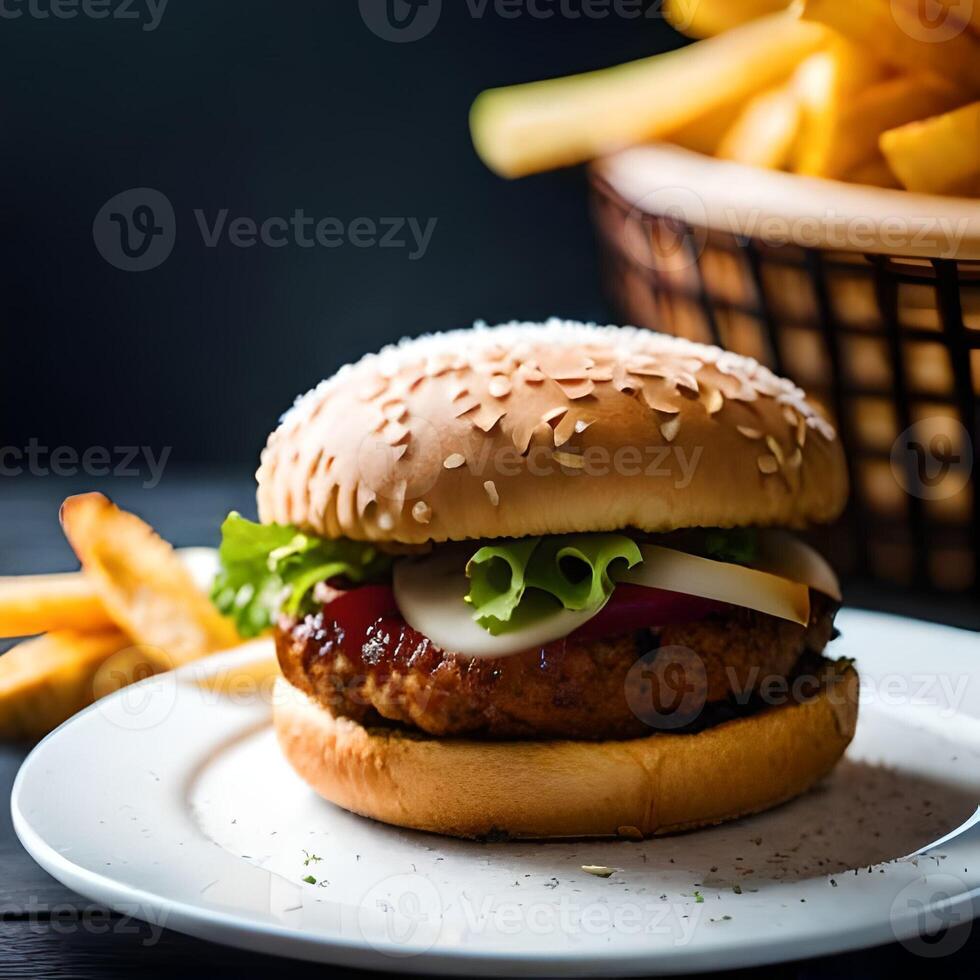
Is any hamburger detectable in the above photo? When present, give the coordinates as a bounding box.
[211,319,857,840]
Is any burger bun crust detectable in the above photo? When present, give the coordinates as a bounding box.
[273,662,858,840]
[257,321,847,545]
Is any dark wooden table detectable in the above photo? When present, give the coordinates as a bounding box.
[2,473,977,978]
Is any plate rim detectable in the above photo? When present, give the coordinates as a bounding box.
[11,609,980,975]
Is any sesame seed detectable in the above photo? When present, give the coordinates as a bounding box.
[552,451,585,469]
[765,435,785,465]
[542,406,568,424]
[757,455,779,475]
[660,417,681,442]
[557,378,595,400]
[705,388,724,415]
[737,426,763,440]
[675,371,699,393]
[382,421,410,446]
[488,376,512,398]
[411,501,432,524]
[483,481,499,506]
[443,453,466,469]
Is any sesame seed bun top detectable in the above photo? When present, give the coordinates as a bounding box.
[256,319,847,544]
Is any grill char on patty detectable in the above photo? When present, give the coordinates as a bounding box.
[275,591,838,740]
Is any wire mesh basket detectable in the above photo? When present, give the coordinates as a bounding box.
[590,145,980,595]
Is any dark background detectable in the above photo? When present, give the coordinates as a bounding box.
[0,0,678,470]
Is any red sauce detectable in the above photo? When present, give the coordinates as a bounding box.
[314,581,727,662]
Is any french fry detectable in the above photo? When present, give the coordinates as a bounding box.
[880,100,980,194]
[60,493,239,666]
[666,98,744,155]
[0,630,134,739]
[802,0,980,94]
[798,73,967,179]
[470,11,827,177]
[843,156,902,189]
[716,82,802,169]
[0,573,112,638]
[663,0,791,39]
[792,40,889,176]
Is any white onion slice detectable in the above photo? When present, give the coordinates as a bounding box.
[392,545,604,658]
[620,544,811,626]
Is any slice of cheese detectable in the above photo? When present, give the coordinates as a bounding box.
[753,530,841,601]
[621,544,810,625]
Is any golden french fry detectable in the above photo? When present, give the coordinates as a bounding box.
[663,0,790,38]
[60,493,239,665]
[880,100,980,195]
[792,40,889,176]
[716,82,802,169]
[843,156,902,189]
[666,98,744,155]
[0,573,113,638]
[470,11,827,177]
[802,0,980,94]
[798,73,967,179]
[0,630,134,739]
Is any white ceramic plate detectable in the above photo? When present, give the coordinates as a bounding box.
[12,610,980,975]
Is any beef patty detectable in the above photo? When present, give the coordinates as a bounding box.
[276,591,838,740]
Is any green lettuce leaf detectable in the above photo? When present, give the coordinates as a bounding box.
[210,512,392,637]
[465,533,642,634]
[700,528,758,565]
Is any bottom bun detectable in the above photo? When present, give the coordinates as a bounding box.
[273,661,858,840]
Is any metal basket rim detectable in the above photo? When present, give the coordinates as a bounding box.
[592,144,980,262]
